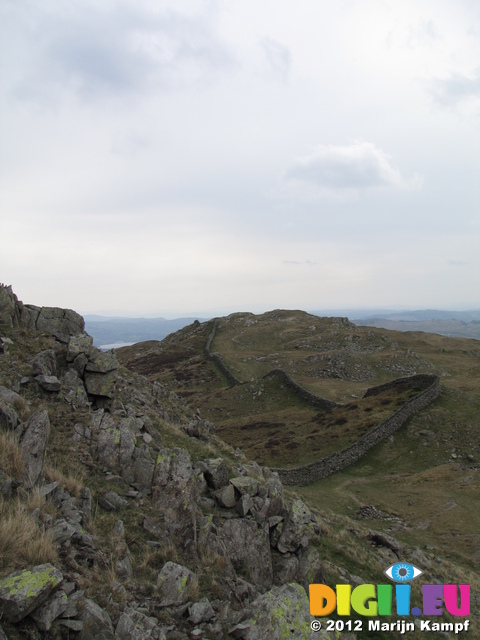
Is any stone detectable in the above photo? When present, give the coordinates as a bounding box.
[20,410,50,489]
[214,484,236,509]
[61,589,84,618]
[30,589,69,631]
[115,608,167,639]
[104,491,129,508]
[35,306,85,340]
[236,494,254,517]
[85,349,118,373]
[35,375,62,392]
[200,458,230,490]
[217,519,273,589]
[258,475,284,517]
[0,563,63,623]
[188,598,215,624]
[0,285,18,327]
[271,552,299,586]
[84,370,117,398]
[0,398,18,430]
[61,369,89,408]
[67,334,94,362]
[30,349,57,376]
[72,352,89,377]
[152,448,198,545]
[50,519,76,544]
[156,562,198,607]
[276,499,315,554]
[78,597,115,640]
[230,476,260,497]
[230,583,314,640]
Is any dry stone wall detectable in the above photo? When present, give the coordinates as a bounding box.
[204,319,242,386]
[272,374,440,486]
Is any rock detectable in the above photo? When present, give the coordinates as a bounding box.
[104,491,129,509]
[35,306,85,340]
[0,398,18,430]
[85,349,118,373]
[0,563,63,623]
[236,494,254,517]
[369,531,403,557]
[61,369,89,407]
[214,484,236,509]
[230,476,259,497]
[30,349,57,376]
[199,458,230,490]
[35,375,62,392]
[91,411,136,480]
[230,583,314,640]
[84,370,117,398]
[67,334,93,362]
[50,519,76,544]
[276,499,315,554]
[217,519,273,589]
[30,589,69,631]
[271,552,299,586]
[0,285,19,327]
[61,589,85,618]
[115,608,167,639]
[156,562,198,606]
[258,475,284,517]
[78,598,115,640]
[20,410,50,489]
[188,597,215,624]
[152,448,198,545]
[72,352,89,377]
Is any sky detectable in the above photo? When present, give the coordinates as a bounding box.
[1,0,479,317]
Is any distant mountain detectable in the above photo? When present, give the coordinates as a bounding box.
[84,316,206,347]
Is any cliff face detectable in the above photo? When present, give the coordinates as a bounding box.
[0,285,334,640]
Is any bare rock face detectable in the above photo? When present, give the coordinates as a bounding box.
[217,518,273,589]
[84,370,117,398]
[20,410,50,489]
[35,307,85,341]
[30,349,57,376]
[67,334,94,362]
[116,608,167,639]
[78,597,115,640]
[0,564,63,623]
[276,499,315,554]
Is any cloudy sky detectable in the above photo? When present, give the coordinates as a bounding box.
[1,0,479,316]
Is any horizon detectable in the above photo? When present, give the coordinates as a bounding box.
[1,1,479,313]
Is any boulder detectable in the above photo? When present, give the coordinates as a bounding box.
[276,499,315,554]
[61,369,89,408]
[84,370,117,398]
[0,398,18,430]
[85,349,118,373]
[35,375,62,392]
[20,410,50,489]
[67,334,93,362]
[0,285,19,327]
[230,476,260,498]
[36,306,85,340]
[217,518,273,589]
[188,597,215,624]
[78,598,115,640]
[0,563,63,623]
[156,562,198,606]
[30,349,57,376]
[199,458,229,490]
[152,448,198,545]
[116,608,167,639]
[214,484,236,509]
[30,589,69,631]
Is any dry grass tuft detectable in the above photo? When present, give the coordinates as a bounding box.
[44,464,84,497]
[0,430,25,480]
[0,497,58,573]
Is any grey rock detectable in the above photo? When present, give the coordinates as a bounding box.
[61,369,89,408]
[59,619,84,631]
[61,589,84,618]
[115,609,167,639]
[104,491,129,509]
[230,476,259,497]
[50,519,76,544]
[85,349,118,373]
[30,349,57,376]
[230,583,315,640]
[218,518,273,589]
[36,306,85,340]
[72,352,89,377]
[271,552,299,586]
[0,398,18,430]
[236,494,254,517]
[0,285,18,327]
[30,589,69,631]
[84,370,117,398]
[35,375,62,392]
[67,334,93,362]
[156,562,198,606]
[188,598,215,624]
[276,499,315,554]
[0,563,63,623]
[20,410,50,489]
[200,458,230,490]
[214,484,236,509]
[78,597,115,640]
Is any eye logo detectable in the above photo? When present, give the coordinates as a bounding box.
[384,563,423,583]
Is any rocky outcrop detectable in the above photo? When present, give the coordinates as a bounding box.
[20,410,50,489]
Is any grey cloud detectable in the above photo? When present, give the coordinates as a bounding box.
[284,141,421,192]
[283,260,320,266]
[430,68,480,107]
[6,1,236,102]
[259,37,291,80]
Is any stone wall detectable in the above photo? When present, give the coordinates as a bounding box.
[271,374,440,486]
[263,369,339,410]
[204,319,242,386]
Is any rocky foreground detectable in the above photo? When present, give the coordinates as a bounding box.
[0,285,360,639]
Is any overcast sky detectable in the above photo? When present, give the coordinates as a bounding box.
[1,0,479,316]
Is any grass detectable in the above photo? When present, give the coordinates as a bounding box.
[0,430,25,480]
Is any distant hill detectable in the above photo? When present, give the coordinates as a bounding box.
[84,315,205,347]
